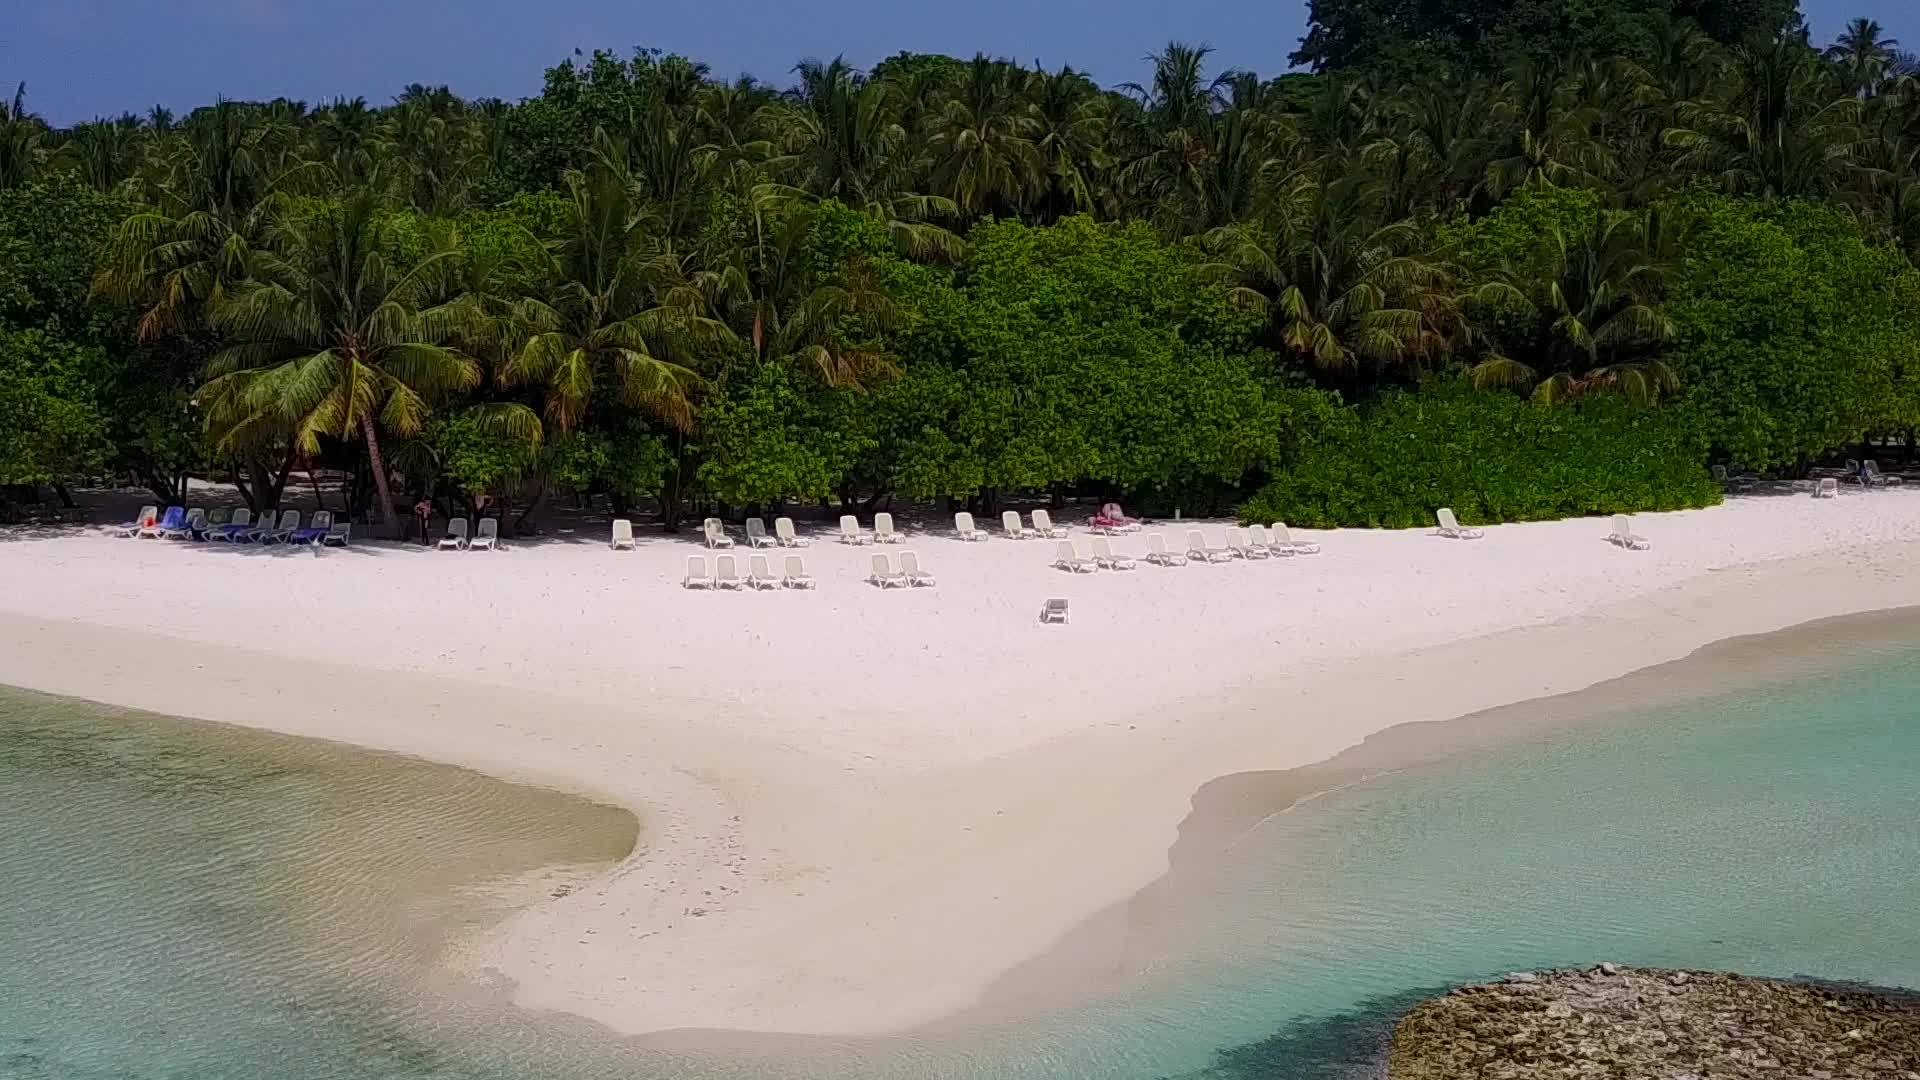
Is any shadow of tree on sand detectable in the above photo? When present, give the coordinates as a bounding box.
[1160,986,1445,1080]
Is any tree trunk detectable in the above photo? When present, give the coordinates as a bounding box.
[308,467,327,512]
[359,413,395,537]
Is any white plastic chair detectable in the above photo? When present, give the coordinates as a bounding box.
[1186,529,1232,563]
[1608,514,1650,551]
[714,554,744,589]
[840,514,874,545]
[775,517,809,547]
[1435,508,1483,540]
[747,553,780,589]
[1031,509,1068,538]
[611,519,635,549]
[1227,527,1270,560]
[683,555,713,589]
[470,517,500,551]
[1053,540,1096,573]
[1001,510,1027,539]
[953,511,988,541]
[439,518,470,550]
[1270,522,1320,555]
[1090,537,1135,570]
[1038,598,1069,624]
[874,512,902,544]
[1814,477,1839,499]
[745,518,776,548]
[781,554,815,589]
[114,504,160,538]
[899,551,935,586]
[868,552,905,588]
[1145,533,1188,566]
[704,517,734,549]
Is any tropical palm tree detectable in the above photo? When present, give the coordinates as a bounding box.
[1469,210,1678,404]
[0,83,48,191]
[198,190,504,533]
[499,158,732,434]
[1668,34,1863,199]
[1827,17,1901,98]
[926,55,1041,218]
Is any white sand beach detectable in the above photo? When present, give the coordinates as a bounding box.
[4,490,1920,1037]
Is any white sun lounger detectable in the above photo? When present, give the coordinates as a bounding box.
[1038,598,1070,624]
[1608,514,1650,550]
[774,516,809,547]
[1001,510,1028,540]
[703,517,734,548]
[256,510,300,544]
[139,506,183,539]
[1090,537,1135,570]
[868,552,905,588]
[874,512,902,544]
[1814,477,1839,499]
[1863,460,1904,487]
[899,550,935,586]
[747,553,780,589]
[1031,509,1069,538]
[1186,529,1232,563]
[1435,508,1483,540]
[1053,540,1096,573]
[322,522,352,547]
[953,511,989,541]
[1269,522,1319,554]
[611,518,635,549]
[714,553,744,589]
[745,517,776,548]
[470,518,500,551]
[439,518,470,550]
[1226,527,1270,560]
[840,514,874,545]
[162,508,206,541]
[1247,524,1287,557]
[683,554,713,589]
[781,554,815,589]
[1145,533,1188,566]
[115,504,160,538]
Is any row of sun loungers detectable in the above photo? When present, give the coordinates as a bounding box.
[113,506,351,546]
[437,518,500,551]
[684,553,815,590]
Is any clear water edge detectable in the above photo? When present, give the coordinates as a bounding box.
[3,611,1918,1079]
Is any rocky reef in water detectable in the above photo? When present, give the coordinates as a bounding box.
[1388,966,1920,1079]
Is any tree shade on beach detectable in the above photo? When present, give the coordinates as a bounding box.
[5,9,1920,528]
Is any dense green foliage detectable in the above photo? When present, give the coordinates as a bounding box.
[4,12,1920,529]
[1243,384,1720,528]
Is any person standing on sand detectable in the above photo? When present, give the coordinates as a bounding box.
[414,500,432,546]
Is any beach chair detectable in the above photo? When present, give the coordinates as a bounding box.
[140,506,184,539]
[1090,537,1136,571]
[1053,540,1096,573]
[867,552,905,588]
[704,517,734,549]
[774,516,810,547]
[1863,460,1904,487]
[714,553,744,589]
[745,517,777,548]
[1814,477,1839,499]
[953,511,989,541]
[1091,502,1141,534]
[114,504,160,538]
[874,512,902,544]
[1269,522,1320,555]
[289,510,334,545]
[1001,510,1028,540]
[469,518,500,551]
[1038,598,1070,624]
[1247,524,1288,557]
[1434,508,1484,540]
[899,551,936,587]
[747,553,781,589]
[439,518,470,550]
[839,514,874,545]
[610,519,635,549]
[161,507,206,541]
[1608,514,1651,551]
[781,554,815,589]
[683,554,713,589]
[321,522,352,547]
[1031,509,1069,538]
[1712,464,1757,492]
[1144,533,1188,566]
[1226,527,1269,560]
[252,509,300,544]
[208,508,251,542]
[1186,529,1233,564]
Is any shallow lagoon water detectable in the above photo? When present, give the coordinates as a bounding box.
[2,618,1916,1079]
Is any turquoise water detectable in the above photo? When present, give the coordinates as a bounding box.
[3,625,1918,1079]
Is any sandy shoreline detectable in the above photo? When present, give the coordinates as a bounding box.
[4,490,1920,1038]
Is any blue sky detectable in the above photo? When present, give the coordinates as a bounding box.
[7,0,1917,124]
